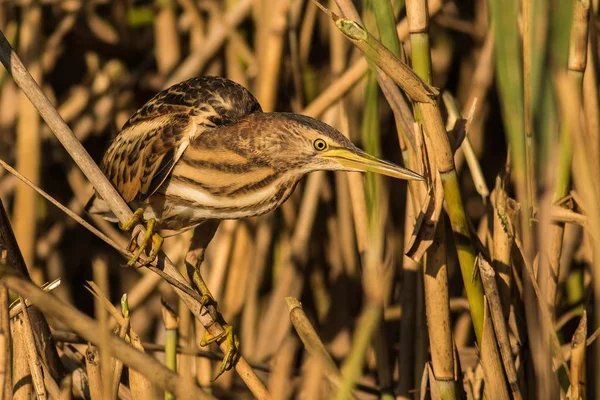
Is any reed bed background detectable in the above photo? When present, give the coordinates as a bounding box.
[0,0,597,399]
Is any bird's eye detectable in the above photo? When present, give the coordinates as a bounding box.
[313,139,328,151]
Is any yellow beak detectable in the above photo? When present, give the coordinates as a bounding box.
[320,148,424,181]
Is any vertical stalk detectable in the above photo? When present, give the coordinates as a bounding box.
[13,5,43,284]
[423,220,456,399]
[161,300,179,400]
[404,2,456,398]
[405,1,506,397]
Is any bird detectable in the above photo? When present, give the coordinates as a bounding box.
[86,75,423,376]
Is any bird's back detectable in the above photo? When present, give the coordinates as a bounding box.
[86,76,263,223]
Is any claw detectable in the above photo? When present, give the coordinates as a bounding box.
[120,208,145,231]
[200,324,240,381]
[193,269,240,379]
[120,208,164,267]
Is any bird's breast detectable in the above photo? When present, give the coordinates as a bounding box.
[155,157,299,223]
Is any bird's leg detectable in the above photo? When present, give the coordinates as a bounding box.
[120,208,164,266]
[186,221,239,379]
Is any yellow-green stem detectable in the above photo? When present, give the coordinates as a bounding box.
[370,0,403,56]
[164,329,178,400]
[362,70,382,215]
[441,171,485,343]
[410,33,433,84]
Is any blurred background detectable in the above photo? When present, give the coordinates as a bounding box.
[0,0,598,399]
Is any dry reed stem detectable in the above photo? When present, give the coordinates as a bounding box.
[240,219,272,358]
[91,255,112,400]
[52,330,277,373]
[513,236,568,370]
[568,311,586,399]
[490,174,515,317]
[84,345,102,400]
[13,5,42,284]
[128,334,156,400]
[479,298,510,400]
[267,336,297,400]
[299,355,324,398]
[0,28,269,399]
[18,299,47,400]
[423,221,455,384]
[165,0,254,87]
[205,220,235,304]
[154,0,181,75]
[0,279,10,400]
[286,297,354,398]
[11,313,33,400]
[111,317,130,399]
[0,198,64,382]
[456,32,494,172]
[58,375,72,400]
[406,1,508,395]
[255,0,291,112]
[255,170,325,360]
[478,257,523,400]
[4,275,216,400]
[222,222,252,318]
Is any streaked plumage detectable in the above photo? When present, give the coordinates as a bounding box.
[86,75,424,378]
[86,76,423,234]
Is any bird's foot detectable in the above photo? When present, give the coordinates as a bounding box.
[201,323,240,381]
[193,271,239,380]
[120,208,164,267]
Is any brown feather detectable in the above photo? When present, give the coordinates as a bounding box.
[95,76,262,205]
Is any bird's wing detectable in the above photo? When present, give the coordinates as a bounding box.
[95,76,263,205]
[100,113,194,203]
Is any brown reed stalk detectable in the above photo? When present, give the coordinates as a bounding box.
[255,0,292,111]
[165,0,254,87]
[154,0,181,75]
[4,275,216,400]
[267,336,297,400]
[111,315,130,399]
[286,297,353,398]
[11,313,32,400]
[85,345,102,400]
[0,28,270,399]
[91,255,112,400]
[423,220,457,398]
[12,5,43,285]
[0,198,64,383]
[568,311,586,399]
[478,257,523,400]
[0,270,10,400]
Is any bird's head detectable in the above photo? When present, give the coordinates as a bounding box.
[232,112,424,181]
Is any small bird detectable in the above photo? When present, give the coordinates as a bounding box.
[86,76,423,375]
